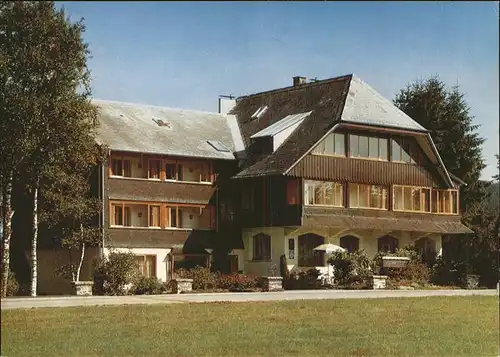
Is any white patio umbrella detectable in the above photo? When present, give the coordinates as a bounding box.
[313,243,346,253]
[313,244,346,284]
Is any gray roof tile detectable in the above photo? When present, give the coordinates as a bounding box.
[94,99,236,160]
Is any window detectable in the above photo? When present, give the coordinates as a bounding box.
[287,179,299,205]
[111,203,131,226]
[349,184,387,209]
[111,157,131,177]
[177,164,183,181]
[288,238,295,259]
[253,233,271,260]
[349,135,388,160]
[242,189,254,211]
[340,236,359,253]
[135,255,156,278]
[167,207,182,228]
[391,137,420,164]
[298,234,324,267]
[149,205,160,227]
[166,163,176,180]
[200,164,213,183]
[415,237,436,264]
[378,236,399,253]
[312,132,346,156]
[432,189,459,214]
[112,159,122,176]
[304,180,343,207]
[112,204,123,226]
[149,159,161,179]
[393,186,431,212]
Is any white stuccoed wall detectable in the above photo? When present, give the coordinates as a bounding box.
[240,227,443,276]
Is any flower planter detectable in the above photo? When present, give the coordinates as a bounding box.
[261,276,283,292]
[382,256,410,269]
[71,281,94,296]
[171,279,193,294]
[465,274,480,290]
[369,275,388,290]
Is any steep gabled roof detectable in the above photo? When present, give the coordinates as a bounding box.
[341,75,427,132]
[94,99,236,160]
[232,74,456,186]
[232,75,352,177]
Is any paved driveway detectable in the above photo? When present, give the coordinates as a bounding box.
[1,289,497,310]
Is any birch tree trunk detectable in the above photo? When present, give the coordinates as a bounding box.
[30,177,40,297]
[75,223,85,282]
[1,171,14,298]
[76,242,85,283]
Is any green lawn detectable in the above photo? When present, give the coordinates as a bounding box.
[1,296,498,357]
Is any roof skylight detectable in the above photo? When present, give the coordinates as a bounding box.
[207,140,230,152]
[152,117,171,128]
[251,106,268,119]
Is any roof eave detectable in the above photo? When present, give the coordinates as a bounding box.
[340,120,429,134]
[103,146,238,161]
[426,133,454,188]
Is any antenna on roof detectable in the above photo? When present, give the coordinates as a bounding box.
[219,94,235,99]
[309,77,319,83]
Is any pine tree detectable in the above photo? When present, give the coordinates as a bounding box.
[394,77,497,285]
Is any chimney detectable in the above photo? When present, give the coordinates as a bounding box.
[293,76,307,87]
[218,95,236,115]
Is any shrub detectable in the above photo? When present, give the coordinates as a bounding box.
[279,254,289,279]
[373,246,421,272]
[285,268,322,290]
[430,257,467,287]
[1,270,19,297]
[174,266,217,291]
[92,251,139,295]
[131,276,166,295]
[386,261,431,288]
[216,273,259,291]
[328,250,373,288]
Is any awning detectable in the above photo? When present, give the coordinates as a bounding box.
[302,215,473,234]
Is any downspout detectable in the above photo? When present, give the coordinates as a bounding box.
[100,157,106,256]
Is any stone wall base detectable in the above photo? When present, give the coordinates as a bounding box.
[71,281,94,296]
[370,275,387,290]
[171,279,193,294]
[261,276,283,292]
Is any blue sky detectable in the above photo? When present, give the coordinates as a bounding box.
[58,1,499,180]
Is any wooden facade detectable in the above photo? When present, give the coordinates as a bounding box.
[103,150,237,251]
[288,154,443,188]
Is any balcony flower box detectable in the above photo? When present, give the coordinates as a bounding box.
[381,256,410,269]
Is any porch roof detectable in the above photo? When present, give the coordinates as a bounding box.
[302,215,473,234]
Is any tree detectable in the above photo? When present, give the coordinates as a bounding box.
[0,1,98,296]
[394,77,497,285]
[394,77,489,214]
[43,150,105,282]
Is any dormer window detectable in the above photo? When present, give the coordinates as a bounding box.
[251,106,268,119]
